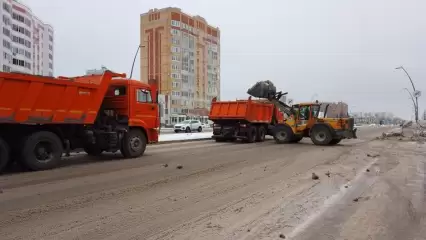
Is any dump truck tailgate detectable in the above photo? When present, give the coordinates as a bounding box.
[0,71,125,125]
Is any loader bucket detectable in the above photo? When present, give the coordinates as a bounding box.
[247,80,277,99]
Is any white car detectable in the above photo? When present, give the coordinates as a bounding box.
[174,120,203,133]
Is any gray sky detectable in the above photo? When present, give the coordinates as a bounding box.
[23,0,425,119]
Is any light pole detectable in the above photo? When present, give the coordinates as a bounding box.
[129,45,145,79]
[395,66,420,122]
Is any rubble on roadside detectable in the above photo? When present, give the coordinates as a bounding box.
[379,120,426,142]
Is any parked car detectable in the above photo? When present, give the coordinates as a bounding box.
[174,120,203,133]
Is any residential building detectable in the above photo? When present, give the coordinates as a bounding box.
[1,0,54,76]
[140,7,220,125]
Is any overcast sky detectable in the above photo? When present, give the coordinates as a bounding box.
[23,0,425,119]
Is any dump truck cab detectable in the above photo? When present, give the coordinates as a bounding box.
[104,79,159,143]
[0,71,160,172]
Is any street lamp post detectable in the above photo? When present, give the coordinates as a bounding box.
[395,66,420,122]
[129,45,145,79]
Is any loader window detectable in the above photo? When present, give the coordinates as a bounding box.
[300,106,310,120]
[136,89,152,103]
[311,105,320,118]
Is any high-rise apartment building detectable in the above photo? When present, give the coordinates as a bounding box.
[140,7,220,125]
[1,0,54,76]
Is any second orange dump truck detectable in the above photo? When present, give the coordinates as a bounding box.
[0,71,160,172]
[208,97,285,142]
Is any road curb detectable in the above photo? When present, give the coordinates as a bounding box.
[155,137,213,145]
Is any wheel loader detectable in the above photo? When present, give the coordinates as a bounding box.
[247,80,357,145]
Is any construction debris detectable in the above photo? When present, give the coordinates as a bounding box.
[247,80,277,99]
[367,153,380,158]
[380,120,426,142]
[312,173,319,180]
[279,233,286,238]
[176,165,183,169]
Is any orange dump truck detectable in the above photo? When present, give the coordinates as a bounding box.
[0,71,160,172]
[209,97,285,143]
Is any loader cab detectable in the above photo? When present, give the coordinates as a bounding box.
[103,79,159,142]
[291,103,321,132]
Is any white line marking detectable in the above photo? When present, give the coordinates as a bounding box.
[286,156,380,239]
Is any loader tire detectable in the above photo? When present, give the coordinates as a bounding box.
[121,128,147,158]
[329,138,342,145]
[310,126,333,145]
[273,125,294,144]
[256,126,266,142]
[20,131,63,171]
[0,137,10,173]
[291,135,303,143]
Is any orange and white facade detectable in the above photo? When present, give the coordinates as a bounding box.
[140,7,220,125]
[1,0,54,76]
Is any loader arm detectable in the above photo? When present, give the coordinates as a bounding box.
[267,92,295,117]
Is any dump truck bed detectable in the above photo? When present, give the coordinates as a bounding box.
[0,71,125,125]
[209,97,276,123]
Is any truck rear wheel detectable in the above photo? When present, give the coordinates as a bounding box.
[310,126,333,145]
[0,137,10,173]
[20,131,63,171]
[121,128,147,158]
[256,126,266,142]
[273,125,294,144]
[245,126,257,143]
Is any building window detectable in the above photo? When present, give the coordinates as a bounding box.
[2,64,11,72]
[172,81,179,88]
[2,15,10,26]
[2,39,10,49]
[171,100,178,105]
[171,46,180,53]
[172,55,180,61]
[171,20,180,27]
[2,2,11,13]
[49,63,53,69]
[49,44,53,51]
[171,37,180,45]
[12,24,31,38]
[171,73,180,79]
[49,35,53,42]
[171,64,179,70]
[48,54,53,60]
[136,89,152,103]
[2,27,10,37]
[171,29,180,36]
[172,91,180,97]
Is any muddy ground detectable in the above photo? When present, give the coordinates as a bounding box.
[0,126,425,240]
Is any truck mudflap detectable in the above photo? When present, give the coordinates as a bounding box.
[336,128,358,139]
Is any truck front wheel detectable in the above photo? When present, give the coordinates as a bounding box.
[0,137,10,173]
[121,129,147,158]
[20,131,63,171]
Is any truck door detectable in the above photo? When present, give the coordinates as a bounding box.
[134,88,158,130]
